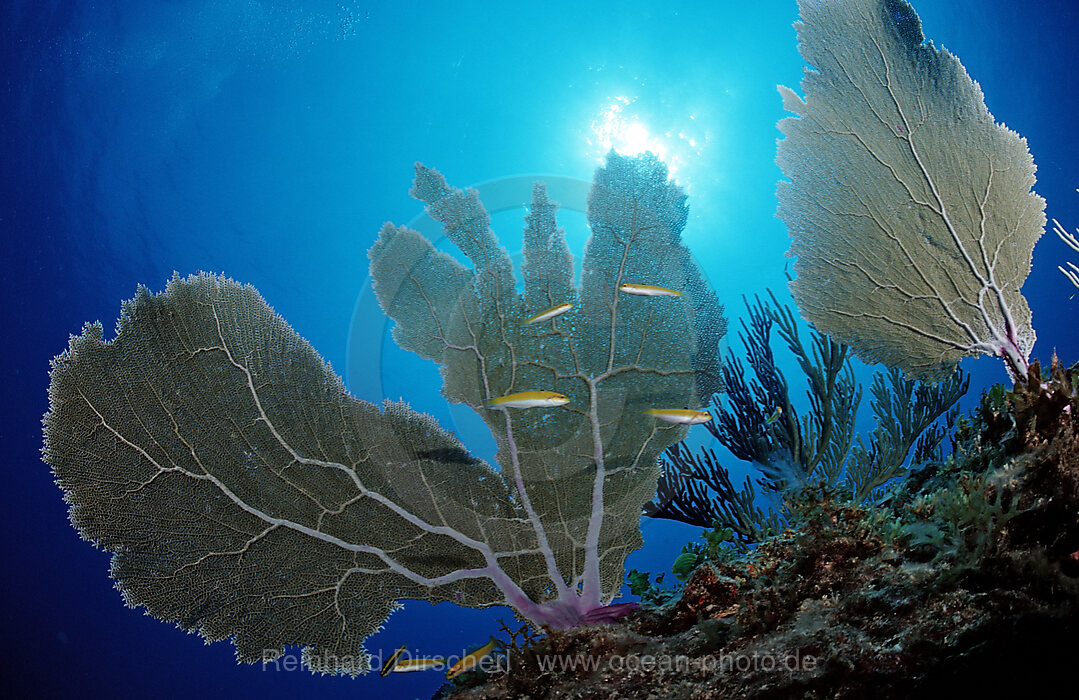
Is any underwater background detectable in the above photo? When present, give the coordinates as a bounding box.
[2,0,1077,697]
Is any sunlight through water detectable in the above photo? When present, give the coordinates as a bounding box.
[586,96,704,182]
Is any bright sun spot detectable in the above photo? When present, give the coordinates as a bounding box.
[589,96,667,161]
[620,122,651,154]
[586,96,704,180]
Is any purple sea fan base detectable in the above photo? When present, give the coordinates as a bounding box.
[579,602,640,625]
[511,593,641,629]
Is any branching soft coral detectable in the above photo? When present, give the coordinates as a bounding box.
[650,292,968,541]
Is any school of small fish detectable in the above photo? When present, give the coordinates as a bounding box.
[486,281,707,422]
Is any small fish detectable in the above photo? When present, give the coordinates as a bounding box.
[644,408,712,425]
[522,302,573,324]
[765,406,783,425]
[619,283,683,297]
[380,645,407,677]
[391,657,445,673]
[446,637,499,680]
[486,391,570,409]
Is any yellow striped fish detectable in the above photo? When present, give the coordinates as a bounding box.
[390,657,445,673]
[644,408,712,425]
[380,646,407,677]
[619,283,683,297]
[522,302,573,324]
[486,391,570,409]
[446,637,499,680]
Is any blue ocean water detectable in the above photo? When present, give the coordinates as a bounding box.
[2,0,1076,697]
